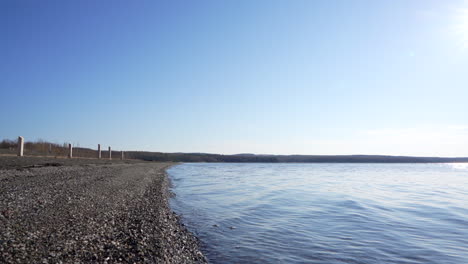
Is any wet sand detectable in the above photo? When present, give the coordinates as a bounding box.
[0,156,206,263]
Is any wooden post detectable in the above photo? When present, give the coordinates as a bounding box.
[17,136,24,157]
[48,144,52,154]
[108,146,112,160]
[98,144,101,159]
[68,143,73,158]
[121,151,124,160]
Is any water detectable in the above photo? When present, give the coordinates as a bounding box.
[168,163,468,264]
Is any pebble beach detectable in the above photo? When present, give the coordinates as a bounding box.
[0,156,206,263]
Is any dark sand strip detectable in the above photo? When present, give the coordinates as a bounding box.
[0,157,206,263]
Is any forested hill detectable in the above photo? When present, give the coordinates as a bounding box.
[125,152,468,163]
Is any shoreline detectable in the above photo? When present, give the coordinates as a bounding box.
[0,156,206,263]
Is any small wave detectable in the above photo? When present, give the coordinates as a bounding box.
[169,163,468,264]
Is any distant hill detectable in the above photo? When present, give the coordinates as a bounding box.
[2,139,467,163]
[126,152,468,163]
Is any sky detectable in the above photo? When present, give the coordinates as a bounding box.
[1,0,468,156]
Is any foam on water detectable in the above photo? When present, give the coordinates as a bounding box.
[169,163,468,264]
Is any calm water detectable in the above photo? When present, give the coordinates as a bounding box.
[168,163,468,264]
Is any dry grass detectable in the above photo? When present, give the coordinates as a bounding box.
[0,139,124,159]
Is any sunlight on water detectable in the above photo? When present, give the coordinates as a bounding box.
[446,162,468,170]
[169,163,468,264]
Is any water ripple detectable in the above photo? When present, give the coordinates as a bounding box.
[169,163,468,264]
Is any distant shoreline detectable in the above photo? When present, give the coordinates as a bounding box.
[127,152,468,163]
[2,151,468,164]
[2,140,467,163]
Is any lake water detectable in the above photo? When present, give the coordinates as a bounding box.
[168,163,468,264]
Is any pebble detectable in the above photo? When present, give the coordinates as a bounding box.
[0,158,207,263]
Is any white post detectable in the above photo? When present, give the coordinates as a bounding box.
[98,144,101,159]
[121,151,124,160]
[17,136,24,157]
[108,146,112,160]
[68,143,73,158]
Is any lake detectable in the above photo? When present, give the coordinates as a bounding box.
[168,163,468,264]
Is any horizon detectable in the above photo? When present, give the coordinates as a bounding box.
[4,137,468,159]
[2,0,468,156]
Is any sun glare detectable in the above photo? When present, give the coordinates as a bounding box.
[446,163,468,171]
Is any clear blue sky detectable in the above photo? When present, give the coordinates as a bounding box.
[1,0,468,156]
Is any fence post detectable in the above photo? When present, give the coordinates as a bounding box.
[17,136,24,157]
[68,143,73,158]
[108,146,112,160]
[121,151,124,160]
[98,144,101,159]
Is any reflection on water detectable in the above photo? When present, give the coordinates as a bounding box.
[169,163,468,264]
[447,162,468,170]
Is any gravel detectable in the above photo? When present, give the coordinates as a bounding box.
[0,156,206,263]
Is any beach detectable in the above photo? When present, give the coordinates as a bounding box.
[0,156,206,263]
